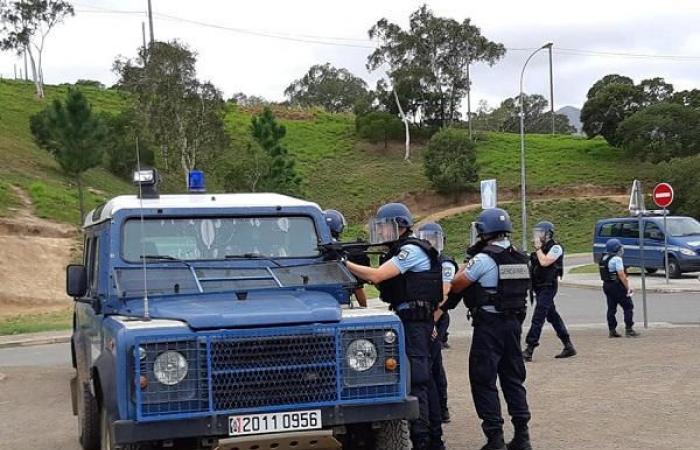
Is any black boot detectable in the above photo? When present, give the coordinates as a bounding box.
[507,428,532,450]
[625,328,639,337]
[555,339,577,358]
[480,430,506,450]
[609,329,622,338]
[522,344,535,362]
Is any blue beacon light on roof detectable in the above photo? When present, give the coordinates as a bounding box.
[187,170,206,193]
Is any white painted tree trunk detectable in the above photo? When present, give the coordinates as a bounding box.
[393,89,411,161]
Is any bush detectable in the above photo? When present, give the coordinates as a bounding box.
[617,102,700,162]
[423,128,478,193]
[356,112,404,148]
[658,155,700,220]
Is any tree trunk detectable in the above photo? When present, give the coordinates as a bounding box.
[25,47,44,98]
[76,173,85,225]
[393,89,411,161]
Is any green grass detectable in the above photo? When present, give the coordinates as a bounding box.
[0,79,132,224]
[439,198,628,259]
[0,180,20,216]
[0,310,71,335]
[475,133,657,191]
[569,264,599,274]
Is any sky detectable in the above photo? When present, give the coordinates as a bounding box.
[1,0,699,111]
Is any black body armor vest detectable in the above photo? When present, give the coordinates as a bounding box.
[599,254,621,283]
[378,238,443,316]
[464,244,530,313]
[530,240,564,288]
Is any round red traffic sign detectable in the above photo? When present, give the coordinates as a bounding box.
[652,182,674,208]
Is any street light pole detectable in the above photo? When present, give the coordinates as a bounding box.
[519,42,553,251]
[548,44,554,135]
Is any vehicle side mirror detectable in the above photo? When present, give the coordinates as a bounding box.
[66,264,88,298]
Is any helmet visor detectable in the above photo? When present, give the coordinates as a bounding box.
[368,217,400,245]
[533,229,546,245]
[417,230,444,253]
[469,222,480,245]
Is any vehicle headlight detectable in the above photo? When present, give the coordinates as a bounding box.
[680,247,697,256]
[346,339,377,372]
[384,330,397,344]
[153,351,188,385]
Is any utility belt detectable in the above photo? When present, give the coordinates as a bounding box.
[470,307,526,326]
[533,280,557,290]
[392,300,435,321]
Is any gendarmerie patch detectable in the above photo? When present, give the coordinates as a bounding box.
[499,264,530,279]
[398,249,409,260]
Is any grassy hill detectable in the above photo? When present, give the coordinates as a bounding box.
[0,79,655,227]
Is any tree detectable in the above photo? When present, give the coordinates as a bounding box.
[479,94,575,134]
[658,155,700,220]
[617,102,700,162]
[103,108,156,179]
[221,142,271,193]
[114,40,229,180]
[356,111,404,148]
[423,128,478,193]
[671,89,700,108]
[639,77,674,106]
[228,92,267,107]
[250,107,302,195]
[29,88,105,221]
[581,82,643,146]
[284,63,370,113]
[367,4,505,127]
[0,0,74,98]
[585,74,634,99]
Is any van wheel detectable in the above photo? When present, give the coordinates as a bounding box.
[78,381,100,450]
[667,257,682,279]
[645,268,658,274]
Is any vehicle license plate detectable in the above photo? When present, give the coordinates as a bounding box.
[228,410,322,436]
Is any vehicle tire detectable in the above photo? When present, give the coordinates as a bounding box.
[78,381,100,450]
[374,419,412,450]
[645,267,658,274]
[667,257,682,279]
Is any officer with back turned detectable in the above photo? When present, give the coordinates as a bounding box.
[435,208,532,450]
[345,203,446,450]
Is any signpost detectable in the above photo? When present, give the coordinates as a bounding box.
[652,182,674,284]
[480,179,497,210]
[629,180,648,328]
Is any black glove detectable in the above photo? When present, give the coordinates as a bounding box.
[441,290,465,312]
[347,248,371,267]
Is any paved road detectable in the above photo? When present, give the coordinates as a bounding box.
[1,284,698,450]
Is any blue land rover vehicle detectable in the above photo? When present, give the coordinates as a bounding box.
[67,170,416,450]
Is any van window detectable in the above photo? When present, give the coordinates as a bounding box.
[644,222,663,240]
[620,222,639,238]
[600,223,616,237]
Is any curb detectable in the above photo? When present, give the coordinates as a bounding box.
[0,332,71,350]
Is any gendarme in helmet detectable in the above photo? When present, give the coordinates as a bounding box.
[323,209,346,239]
[369,202,414,245]
[474,208,513,239]
[417,222,445,253]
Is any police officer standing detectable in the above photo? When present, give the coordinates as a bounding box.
[599,238,639,338]
[435,208,532,450]
[417,222,458,424]
[345,203,445,450]
[323,209,369,307]
[522,221,576,361]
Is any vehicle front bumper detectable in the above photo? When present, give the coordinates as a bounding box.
[113,398,419,445]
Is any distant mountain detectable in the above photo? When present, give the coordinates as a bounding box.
[557,106,582,134]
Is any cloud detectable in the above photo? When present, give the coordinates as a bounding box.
[0,0,697,110]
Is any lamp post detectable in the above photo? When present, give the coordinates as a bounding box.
[519,42,553,251]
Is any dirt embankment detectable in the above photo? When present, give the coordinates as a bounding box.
[0,187,77,317]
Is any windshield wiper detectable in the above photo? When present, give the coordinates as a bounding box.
[225,253,282,267]
[139,255,203,293]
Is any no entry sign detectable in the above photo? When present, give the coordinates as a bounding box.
[652,182,674,208]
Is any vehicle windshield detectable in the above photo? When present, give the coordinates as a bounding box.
[113,262,356,298]
[122,216,320,262]
[665,217,700,237]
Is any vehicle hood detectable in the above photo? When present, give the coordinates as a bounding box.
[674,236,700,250]
[120,290,342,330]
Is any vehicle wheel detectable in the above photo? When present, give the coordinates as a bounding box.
[78,381,100,450]
[645,267,658,274]
[668,257,682,279]
[374,420,412,450]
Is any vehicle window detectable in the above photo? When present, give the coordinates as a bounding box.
[122,216,320,262]
[665,217,700,237]
[644,222,663,239]
[620,222,639,238]
[86,236,99,294]
[600,223,616,237]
